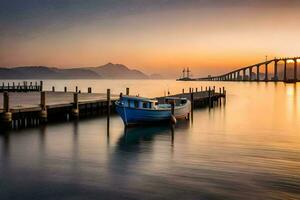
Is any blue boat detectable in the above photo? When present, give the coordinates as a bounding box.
[115,95,191,126]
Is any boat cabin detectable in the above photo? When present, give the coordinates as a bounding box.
[120,96,158,109]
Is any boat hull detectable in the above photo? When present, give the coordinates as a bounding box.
[116,101,191,125]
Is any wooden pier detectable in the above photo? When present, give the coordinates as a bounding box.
[0,86,226,130]
[0,81,43,92]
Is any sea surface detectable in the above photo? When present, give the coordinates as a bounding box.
[1,80,300,200]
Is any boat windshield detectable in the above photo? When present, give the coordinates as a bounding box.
[120,96,157,109]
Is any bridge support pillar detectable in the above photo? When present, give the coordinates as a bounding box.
[294,59,298,81]
[256,65,260,81]
[243,69,246,81]
[274,60,278,81]
[249,67,253,81]
[265,63,268,81]
[284,59,287,81]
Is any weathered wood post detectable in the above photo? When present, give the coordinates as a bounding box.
[107,89,111,128]
[182,88,184,94]
[126,88,129,95]
[2,92,12,128]
[190,90,194,120]
[52,86,55,92]
[76,86,78,93]
[170,100,176,125]
[208,87,211,107]
[219,87,222,105]
[201,86,203,91]
[71,93,79,119]
[88,87,92,93]
[223,87,227,104]
[171,101,175,115]
[196,88,198,92]
[107,89,111,116]
[64,87,67,92]
[39,91,47,123]
[40,81,43,91]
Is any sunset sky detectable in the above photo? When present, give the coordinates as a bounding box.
[1,0,300,77]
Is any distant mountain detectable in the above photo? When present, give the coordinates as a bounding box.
[0,63,151,79]
[0,66,101,79]
[86,63,148,79]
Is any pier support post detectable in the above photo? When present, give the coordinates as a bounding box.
[76,86,78,93]
[208,87,212,107]
[52,86,55,92]
[294,59,298,81]
[40,81,43,91]
[88,87,92,93]
[64,87,67,92]
[191,90,194,118]
[284,59,287,81]
[39,91,47,123]
[169,100,177,124]
[171,102,175,115]
[2,92,12,128]
[107,89,111,127]
[243,69,246,81]
[126,88,130,95]
[107,89,111,116]
[71,93,79,119]
[182,89,184,94]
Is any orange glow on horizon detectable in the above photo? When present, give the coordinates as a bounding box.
[1,5,300,77]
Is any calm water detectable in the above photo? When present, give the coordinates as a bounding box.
[1,80,300,200]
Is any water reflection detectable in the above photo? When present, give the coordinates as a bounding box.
[0,81,300,200]
[0,132,10,162]
[118,125,171,148]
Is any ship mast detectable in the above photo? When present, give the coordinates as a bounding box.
[186,67,191,79]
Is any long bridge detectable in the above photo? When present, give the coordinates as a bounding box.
[196,57,300,82]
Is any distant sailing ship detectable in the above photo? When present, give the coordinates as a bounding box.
[176,67,194,81]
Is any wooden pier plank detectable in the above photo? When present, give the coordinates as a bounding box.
[0,92,119,113]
